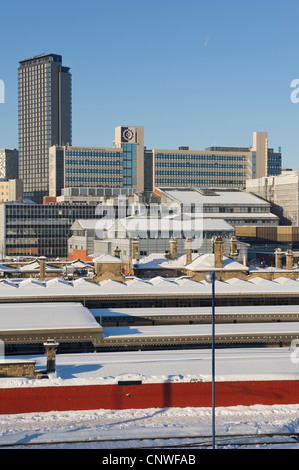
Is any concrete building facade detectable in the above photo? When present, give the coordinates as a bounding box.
[49,126,145,197]
[0,149,19,180]
[246,170,299,225]
[153,132,281,191]
[48,127,281,197]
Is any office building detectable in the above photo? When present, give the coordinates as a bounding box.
[0,149,19,180]
[0,202,99,259]
[153,132,281,190]
[49,126,144,196]
[49,127,281,196]
[246,170,299,225]
[49,146,123,196]
[18,53,72,203]
[157,187,279,226]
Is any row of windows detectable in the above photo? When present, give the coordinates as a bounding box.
[155,171,246,177]
[66,152,121,158]
[155,179,244,185]
[65,159,122,166]
[156,162,246,169]
[155,154,246,161]
[202,206,268,213]
[65,177,122,183]
[66,168,122,175]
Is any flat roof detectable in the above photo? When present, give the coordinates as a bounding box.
[1,348,298,388]
[159,188,270,206]
[19,53,62,64]
[0,302,102,346]
[91,305,299,317]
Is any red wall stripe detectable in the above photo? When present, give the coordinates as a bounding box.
[0,380,298,415]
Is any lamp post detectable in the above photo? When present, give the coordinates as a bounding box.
[204,271,216,449]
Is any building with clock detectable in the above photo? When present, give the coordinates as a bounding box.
[49,126,281,198]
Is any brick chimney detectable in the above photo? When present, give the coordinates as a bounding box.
[39,256,46,281]
[229,236,238,258]
[132,237,139,261]
[211,235,216,253]
[43,339,59,373]
[169,236,178,260]
[275,248,282,269]
[214,236,224,268]
[185,236,193,265]
[286,249,294,271]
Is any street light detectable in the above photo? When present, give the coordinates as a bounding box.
[204,271,216,449]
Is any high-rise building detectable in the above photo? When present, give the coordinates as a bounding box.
[18,53,72,203]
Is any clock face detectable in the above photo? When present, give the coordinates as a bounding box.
[122,127,135,143]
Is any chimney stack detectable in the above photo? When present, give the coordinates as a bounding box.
[211,235,216,253]
[286,249,294,271]
[43,339,59,373]
[185,236,193,265]
[214,236,224,268]
[132,237,139,261]
[229,236,238,258]
[275,248,282,269]
[169,236,178,260]
[39,256,46,281]
[113,247,121,258]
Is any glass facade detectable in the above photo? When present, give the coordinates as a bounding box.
[3,203,99,258]
[122,144,137,188]
[267,151,282,176]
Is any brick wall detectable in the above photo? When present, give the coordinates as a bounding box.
[0,361,36,377]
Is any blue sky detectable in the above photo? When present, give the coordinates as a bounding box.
[1,0,299,168]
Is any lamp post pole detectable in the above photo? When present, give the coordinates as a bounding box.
[211,271,216,450]
[205,271,216,449]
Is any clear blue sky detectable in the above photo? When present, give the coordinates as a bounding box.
[1,0,299,168]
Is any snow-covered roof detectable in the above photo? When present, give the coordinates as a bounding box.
[0,275,296,300]
[1,348,299,387]
[69,259,93,269]
[135,252,248,272]
[184,253,248,271]
[0,302,103,346]
[159,187,270,206]
[18,261,63,272]
[93,254,122,263]
[91,304,299,319]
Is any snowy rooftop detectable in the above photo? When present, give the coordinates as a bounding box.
[0,302,103,346]
[1,347,298,388]
[91,305,299,318]
[135,252,248,271]
[159,188,270,206]
[0,276,297,299]
[0,302,98,331]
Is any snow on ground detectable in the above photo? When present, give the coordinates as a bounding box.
[1,404,299,448]
[1,348,299,448]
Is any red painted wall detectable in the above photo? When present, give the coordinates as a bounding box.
[0,380,299,415]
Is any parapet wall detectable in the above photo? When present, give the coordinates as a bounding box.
[1,379,299,414]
